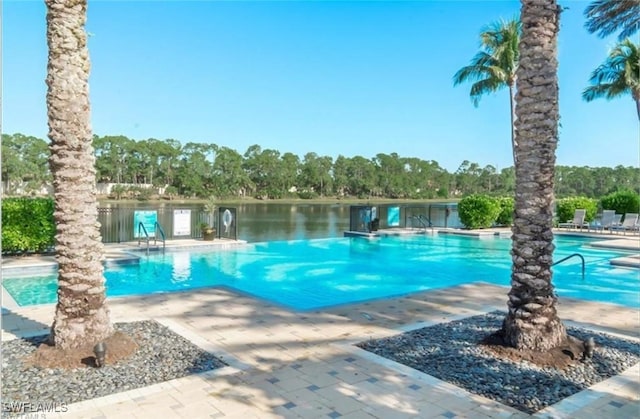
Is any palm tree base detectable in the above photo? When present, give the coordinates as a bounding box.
[482,327,587,368]
[30,330,137,369]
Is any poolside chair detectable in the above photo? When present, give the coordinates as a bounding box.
[612,213,623,228]
[558,209,588,230]
[591,210,616,233]
[611,213,639,235]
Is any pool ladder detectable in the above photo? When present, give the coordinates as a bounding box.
[137,222,166,254]
[410,215,433,231]
[552,253,585,280]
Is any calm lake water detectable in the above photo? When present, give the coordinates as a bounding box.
[232,203,351,242]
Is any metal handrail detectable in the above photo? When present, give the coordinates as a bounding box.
[411,215,433,229]
[137,222,150,254]
[154,221,166,250]
[552,253,585,280]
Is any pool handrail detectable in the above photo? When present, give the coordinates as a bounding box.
[137,222,166,254]
[410,214,433,230]
[137,222,150,254]
[154,221,166,250]
[552,253,585,280]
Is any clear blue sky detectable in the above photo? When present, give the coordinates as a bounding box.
[3,0,639,172]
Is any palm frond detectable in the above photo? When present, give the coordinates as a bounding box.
[584,0,640,40]
[583,81,630,101]
[469,78,505,106]
[454,55,496,84]
[584,39,639,102]
[453,17,520,104]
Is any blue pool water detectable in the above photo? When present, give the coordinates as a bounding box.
[3,235,639,309]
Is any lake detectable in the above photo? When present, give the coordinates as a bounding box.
[97,201,460,243]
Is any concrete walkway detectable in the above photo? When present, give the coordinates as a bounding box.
[2,285,639,418]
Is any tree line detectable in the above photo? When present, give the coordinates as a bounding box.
[3,132,638,200]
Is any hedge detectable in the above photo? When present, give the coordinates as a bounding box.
[1,197,55,253]
[600,190,640,215]
[555,197,598,224]
[495,197,514,226]
[458,194,502,229]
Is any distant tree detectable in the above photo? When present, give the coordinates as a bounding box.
[373,153,407,198]
[163,185,178,200]
[93,135,134,183]
[346,156,377,198]
[496,167,515,195]
[243,145,284,199]
[584,0,640,40]
[453,18,521,165]
[6,130,640,200]
[454,160,483,195]
[332,155,350,197]
[211,146,251,198]
[176,142,214,197]
[1,134,50,194]
[300,152,333,197]
[280,152,301,196]
[582,39,640,121]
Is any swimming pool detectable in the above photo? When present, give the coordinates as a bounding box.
[3,235,639,309]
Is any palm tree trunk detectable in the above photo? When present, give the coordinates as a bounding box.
[502,0,566,351]
[509,84,517,166]
[46,0,112,349]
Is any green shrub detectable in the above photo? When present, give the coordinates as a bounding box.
[495,197,514,226]
[600,190,640,215]
[555,197,598,224]
[297,190,318,199]
[458,194,501,229]
[1,197,55,253]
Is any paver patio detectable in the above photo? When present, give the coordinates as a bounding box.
[2,279,639,418]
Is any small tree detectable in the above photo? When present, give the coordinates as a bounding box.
[164,185,178,200]
[1,197,55,253]
[204,196,217,227]
[458,194,501,229]
[495,197,515,226]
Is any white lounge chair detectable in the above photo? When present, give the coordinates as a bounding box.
[612,213,623,228]
[591,209,617,232]
[558,209,589,230]
[611,213,639,235]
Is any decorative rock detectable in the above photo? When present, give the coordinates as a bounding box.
[1,321,226,407]
[357,311,640,415]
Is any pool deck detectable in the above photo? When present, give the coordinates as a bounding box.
[1,234,639,418]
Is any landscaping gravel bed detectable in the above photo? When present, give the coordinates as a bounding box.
[357,311,640,414]
[1,321,227,409]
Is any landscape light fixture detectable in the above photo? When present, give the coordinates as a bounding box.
[94,342,107,368]
[583,337,595,360]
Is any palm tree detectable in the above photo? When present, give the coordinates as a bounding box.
[583,39,640,121]
[501,0,567,351]
[453,19,521,166]
[46,0,113,349]
[584,0,640,40]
